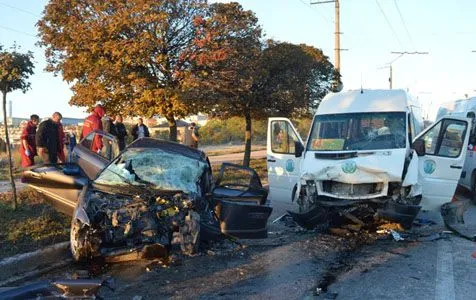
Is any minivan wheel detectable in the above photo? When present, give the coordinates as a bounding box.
[471,171,476,205]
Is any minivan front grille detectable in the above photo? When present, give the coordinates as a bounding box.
[322,181,383,197]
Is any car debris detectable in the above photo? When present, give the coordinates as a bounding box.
[23,137,272,262]
[0,279,105,299]
[267,89,472,231]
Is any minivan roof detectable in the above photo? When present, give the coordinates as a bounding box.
[317,89,415,115]
[436,96,476,120]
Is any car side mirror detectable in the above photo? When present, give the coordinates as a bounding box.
[412,138,425,156]
[295,141,304,158]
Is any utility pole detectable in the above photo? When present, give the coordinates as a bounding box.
[310,0,343,73]
[386,51,428,89]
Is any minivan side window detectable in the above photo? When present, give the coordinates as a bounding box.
[421,119,467,158]
[271,121,299,154]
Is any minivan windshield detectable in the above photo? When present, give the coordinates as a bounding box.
[307,112,406,151]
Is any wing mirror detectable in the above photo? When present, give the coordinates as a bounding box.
[412,138,426,157]
[295,141,304,158]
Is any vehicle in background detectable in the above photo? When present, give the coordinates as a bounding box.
[267,89,471,228]
[22,131,272,262]
[437,96,476,203]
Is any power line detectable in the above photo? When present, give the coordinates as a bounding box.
[393,0,415,50]
[375,0,404,49]
[296,0,333,24]
[0,1,40,17]
[0,24,36,38]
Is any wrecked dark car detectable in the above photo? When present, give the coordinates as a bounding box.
[22,131,272,262]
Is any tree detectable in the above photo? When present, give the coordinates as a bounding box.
[0,45,34,209]
[188,3,339,166]
[37,0,207,141]
[186,2,263,166]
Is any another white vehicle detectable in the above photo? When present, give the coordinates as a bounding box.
[267,89,471,227]
[436,97,476,203]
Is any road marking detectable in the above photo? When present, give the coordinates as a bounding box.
[435,239,455,300]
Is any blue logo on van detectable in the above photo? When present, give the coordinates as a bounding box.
[423,160,436,174]
[285,159,295,172]
[342,161,357,174]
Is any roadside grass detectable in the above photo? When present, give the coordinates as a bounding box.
[203,144,266,157]
[212,158,268,185]
[0,151,24,180]
[0,188,70,260]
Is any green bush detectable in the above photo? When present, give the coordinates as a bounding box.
[199,117,267,145]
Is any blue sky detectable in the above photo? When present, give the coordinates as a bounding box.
[1,0,476,120]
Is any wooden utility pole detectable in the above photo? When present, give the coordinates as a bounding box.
[311,0,342,72]
[386,51,428,89]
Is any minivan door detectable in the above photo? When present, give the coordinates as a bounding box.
[414,117,471,211]
[267,118,304,203]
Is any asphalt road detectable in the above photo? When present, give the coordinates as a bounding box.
[11,194,476,299]
[208,150,267,164]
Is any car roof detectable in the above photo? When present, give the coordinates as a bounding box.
[127,138,208,162]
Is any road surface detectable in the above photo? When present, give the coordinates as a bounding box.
[208,150,266,164]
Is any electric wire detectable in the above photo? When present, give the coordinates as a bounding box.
[375,0,404,49]
[0,1,40,17]
[0,24,36,38]
[393,0,415,51]
[296,0,333,24]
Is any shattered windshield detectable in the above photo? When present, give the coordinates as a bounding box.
[95,148,208,194]
[308,112,406,151]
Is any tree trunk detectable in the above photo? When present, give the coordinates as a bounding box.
[166,114,178,142]
[2,90,17,209]
[243,111,252,167]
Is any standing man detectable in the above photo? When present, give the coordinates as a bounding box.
[36,112,62,164]
[20,114,39,167]
[82,104,105,153]
[189,122,200,148]
[114,115,128,151]
[131,118,150,140]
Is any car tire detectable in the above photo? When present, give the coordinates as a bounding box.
[179,211,201,256]
[70,219,95,262]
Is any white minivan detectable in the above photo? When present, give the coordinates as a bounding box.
[267,89,471,226]
[437,96,476,203]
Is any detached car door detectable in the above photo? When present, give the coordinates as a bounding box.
[75,131,120,179]
[212,163,272,239]
[415,117,471,211]
[267,118,304,203]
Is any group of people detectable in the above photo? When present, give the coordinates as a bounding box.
[18,103,199,168]
[20,112,68,167]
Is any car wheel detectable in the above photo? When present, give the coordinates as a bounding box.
[179,211,201,256]
[70,219,95,262]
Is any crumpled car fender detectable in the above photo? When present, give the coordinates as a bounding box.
[73,186,91,226]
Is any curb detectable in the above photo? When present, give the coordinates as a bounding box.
[0,242,71,286]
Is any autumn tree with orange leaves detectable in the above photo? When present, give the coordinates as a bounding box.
[37,0,207,141]
[188,2,339,166]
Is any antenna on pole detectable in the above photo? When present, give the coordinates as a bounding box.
[360,72,364,93]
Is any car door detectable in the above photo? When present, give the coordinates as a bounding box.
[267,118,304,203]
[22,165,88,216]
[212,163,272,239]
[414,117,471,211]
[74,131,120,180]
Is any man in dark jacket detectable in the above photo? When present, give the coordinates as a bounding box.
[36,112,62,164]
[113,115,128,150]
[131,118,150,140]
[20,114,40,167]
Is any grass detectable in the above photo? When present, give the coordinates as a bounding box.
[211,158,268,185]
[0,151,24,180]
[204,145,266,157]
[0,188,70,260]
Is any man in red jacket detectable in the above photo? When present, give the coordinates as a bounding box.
[20,114,40,167]
[81,105,105,153]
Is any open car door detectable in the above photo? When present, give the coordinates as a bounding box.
[267,118,304,203]
[212,163,272,239]
[414,116,471,211]
[74,131,120,179]
[22,130,119,216]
